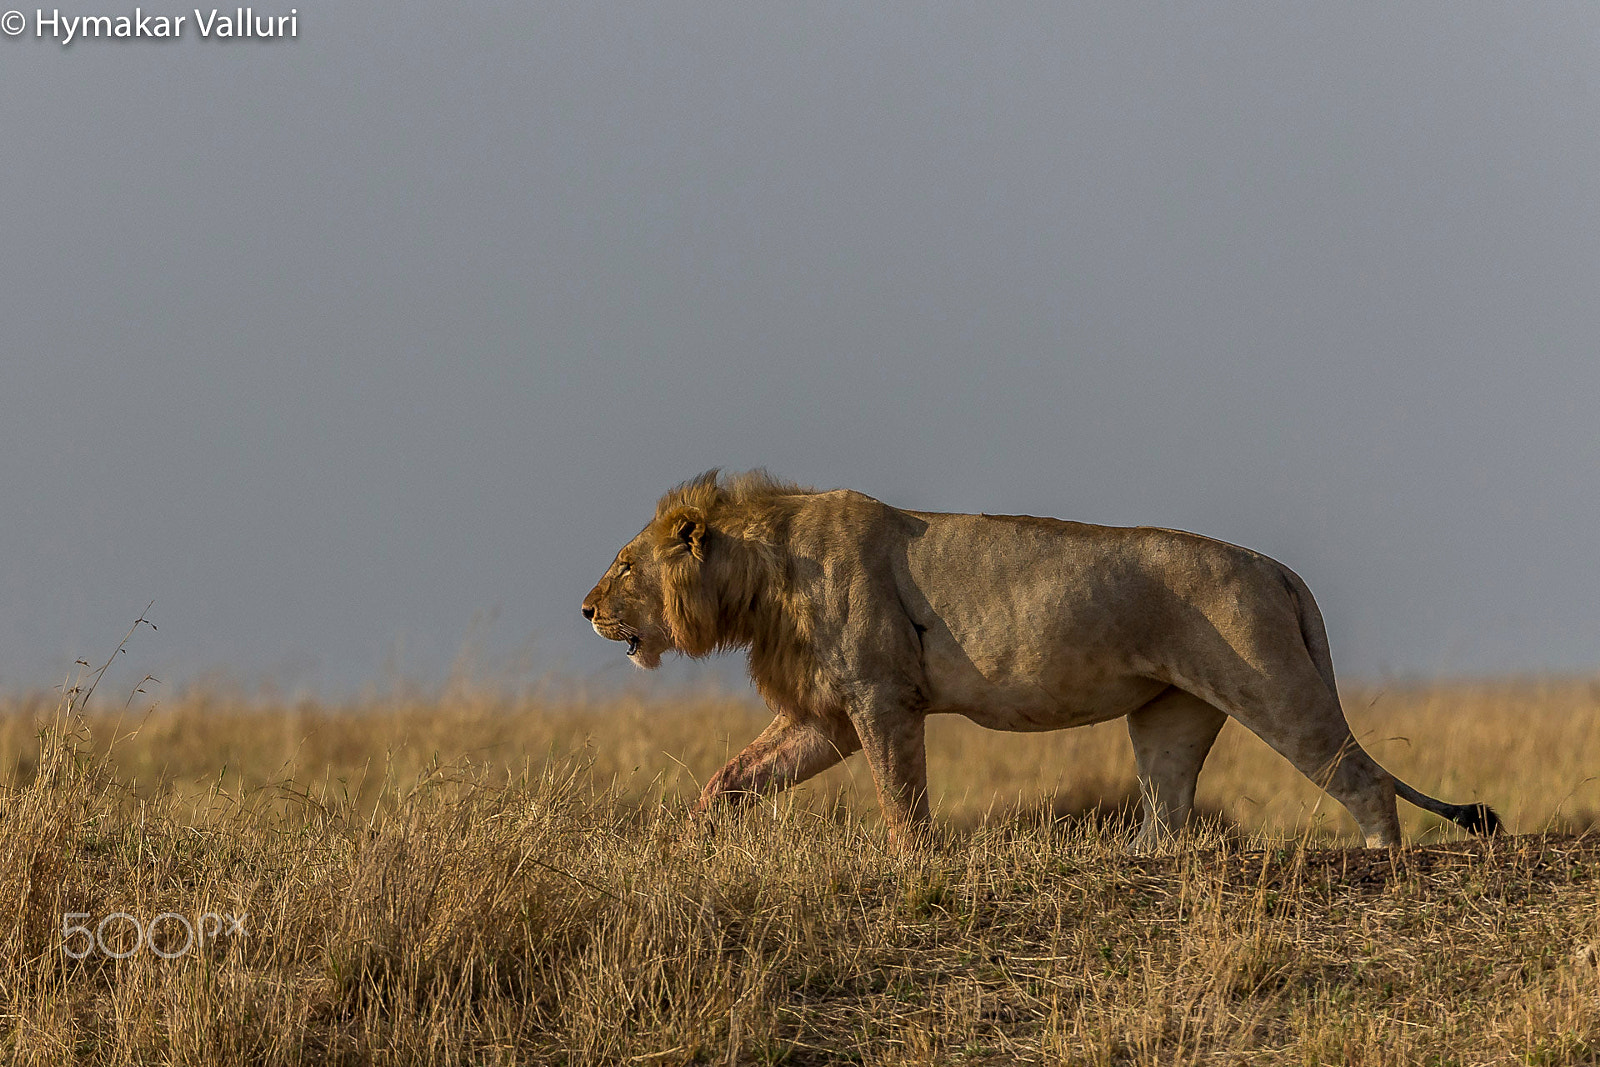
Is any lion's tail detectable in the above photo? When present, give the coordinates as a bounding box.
[1279,563,1503,838]
[1392,779,1502,836]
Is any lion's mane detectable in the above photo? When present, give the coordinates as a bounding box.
[644,469,829,709]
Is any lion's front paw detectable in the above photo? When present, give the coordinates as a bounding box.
[676,810,717,851]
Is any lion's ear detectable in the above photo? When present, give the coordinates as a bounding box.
[667,507,707,562]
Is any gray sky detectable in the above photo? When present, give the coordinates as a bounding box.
[2,3,1597,695]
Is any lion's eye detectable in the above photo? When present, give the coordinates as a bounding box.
[616,562,631,578]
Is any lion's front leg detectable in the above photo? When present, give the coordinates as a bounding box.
[695,714,859,815]
[850,706,931,851]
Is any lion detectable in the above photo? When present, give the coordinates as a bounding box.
[581,470,1500,849]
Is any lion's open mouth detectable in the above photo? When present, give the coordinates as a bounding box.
[625,636,640,657]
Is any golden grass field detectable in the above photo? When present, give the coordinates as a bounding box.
[3,654,1599,1064]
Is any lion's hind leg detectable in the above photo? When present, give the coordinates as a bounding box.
[1126,687,1227,851]
[1185,669,1404,848]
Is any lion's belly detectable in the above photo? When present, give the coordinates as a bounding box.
[896,510,1202,729]
[920,636,1165,732]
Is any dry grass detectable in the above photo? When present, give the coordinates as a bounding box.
[2,659,1599,1064]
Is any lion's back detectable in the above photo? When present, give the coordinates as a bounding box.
[864,508,1301,724]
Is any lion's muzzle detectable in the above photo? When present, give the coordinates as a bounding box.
[585,609,641,657]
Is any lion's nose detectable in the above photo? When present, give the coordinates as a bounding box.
[582,605,596,621]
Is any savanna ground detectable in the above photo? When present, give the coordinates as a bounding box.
[3,639,1599,1064]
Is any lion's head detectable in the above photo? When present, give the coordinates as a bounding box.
[580,470,811,670]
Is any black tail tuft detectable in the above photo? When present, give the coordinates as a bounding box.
[1393,780,1502,837]
[1454,802,1502,837]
